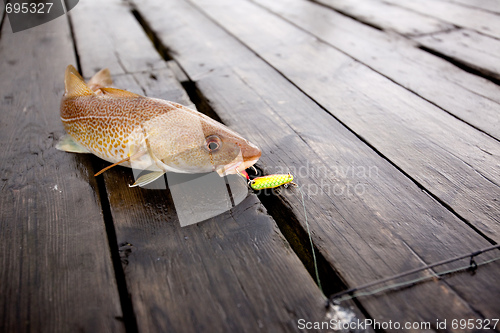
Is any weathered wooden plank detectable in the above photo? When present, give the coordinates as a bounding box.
[93,58,332,333]
[104,173,332,332]
[135,0,500,327]
[312,0,454,36]
[0,16,123,333]
[415,29,500,82]
[444,0,500,14]
[68,2,339,332]
[191,0,500,242]
[252,0,500,140]
[69,0,165,76]
[0,1,5,29]
[383,0,500,40]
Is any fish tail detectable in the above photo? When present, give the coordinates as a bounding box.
[64,65,95,98]
[87,68,113,91]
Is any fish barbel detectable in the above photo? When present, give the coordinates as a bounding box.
[58,65,261,186]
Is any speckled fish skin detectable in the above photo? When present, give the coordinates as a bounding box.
[60,65,261,175]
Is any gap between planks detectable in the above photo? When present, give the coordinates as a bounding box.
[309,0,500,86]
[67,1,356,330]
[250,0,500,141]
[131,0,500,325]
[190,0,500,241]
[0,15,124,333]
[65,11,141,333]
[129,4,350,302]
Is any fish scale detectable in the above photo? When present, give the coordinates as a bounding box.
[61,96,178,162]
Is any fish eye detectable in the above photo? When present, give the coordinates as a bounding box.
[205,135,222,152]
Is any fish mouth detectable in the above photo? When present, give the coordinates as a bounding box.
[216,161,242,176]
[215,142,261,176]
[238,155,260,172]
[216,152,261,177]
[239,144,261,172]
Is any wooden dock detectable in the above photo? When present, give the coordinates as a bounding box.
[1,0,499,332]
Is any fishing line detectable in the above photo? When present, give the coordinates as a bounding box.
[242,170,322,292]
[328,244,500,304]
[243,170,499,305]
[297,184,323,293]
[333,256,500,303]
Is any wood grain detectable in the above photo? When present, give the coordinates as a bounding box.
[443,0,500,14]
[415,29,500,82]
[0,16,123,333]
[104,172,331,332]
[189,0,500,242]
[312,0,454,36]
[69,2,338,331]
[252,0,500,140]
[0,1,4,30]
[135,0,500,326]
[69,0,165,77]
[383,0,500,40]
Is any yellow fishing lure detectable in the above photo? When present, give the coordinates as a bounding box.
[248,172,297,190]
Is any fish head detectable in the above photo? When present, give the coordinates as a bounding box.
[202,122,262,176]
[146,102,261,176]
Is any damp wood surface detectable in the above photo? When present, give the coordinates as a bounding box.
[255,0,500,141]
[414,29,500,82]
[132,0,500,328]
[189,0,500,243]
[0,4,4,29]
[1,0,500,332]
[313,0,500,86]
[382,0,500,40]
[69,0,165,77]
[131,0,500,328]
[312,0,454,36]
[441,0,500,14]
[0,16,123,333]
[68,1,339,332]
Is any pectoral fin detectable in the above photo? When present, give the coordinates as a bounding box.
[56,134,91,153]
[94,156,131,177]
[94,150,148,176]
[129,171,165,188]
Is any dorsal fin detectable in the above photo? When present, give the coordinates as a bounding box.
[100,87,142,98]
[64,65,95,98]
[87,68,113,91]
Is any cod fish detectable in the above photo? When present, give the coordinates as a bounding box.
[57,65,261,187]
